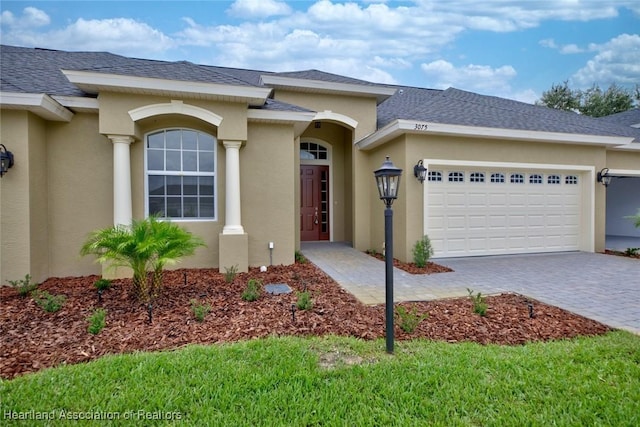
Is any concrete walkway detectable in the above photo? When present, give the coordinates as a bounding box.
[301,242,640,334]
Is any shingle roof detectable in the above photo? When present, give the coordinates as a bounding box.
[378,86,640,142]
[596,108,640,127]
[1,44,639,142]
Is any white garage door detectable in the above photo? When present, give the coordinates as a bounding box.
[425,166,583,257]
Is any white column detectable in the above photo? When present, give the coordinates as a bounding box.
[109,135,134,227]
[222,140,244,234]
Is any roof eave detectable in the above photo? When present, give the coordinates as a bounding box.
[356,119,634,150]
[260,75,396,104]
[247,109,316,137]
[0,92,74,121]
[62,70,272,106]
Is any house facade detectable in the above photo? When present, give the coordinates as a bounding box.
[1,45,639,284]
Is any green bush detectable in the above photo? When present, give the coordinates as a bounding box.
[467,288,488,317]
[190,299,212,322]
[8,274,38,297]
[396,305,429,333]
[87,308,107,335]
[296,291,313,310]
[294,250,307,264]
[93,278,112,291]
[412,235,434,268]
[224,265,238,284]
[242,278,261,302]
[32,290,66,313]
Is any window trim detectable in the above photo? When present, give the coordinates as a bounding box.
[144,128,218,221]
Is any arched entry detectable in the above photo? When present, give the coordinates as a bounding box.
[300,141,330,241]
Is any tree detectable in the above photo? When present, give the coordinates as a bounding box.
[578,84,635,117]
[537,82,636,117]
[536,81,580,112]
[80,216,205,302]
[627,209,640,229]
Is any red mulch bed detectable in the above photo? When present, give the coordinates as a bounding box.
[0,262,611,380]
[604,249,640,259]
[365,250,454,274]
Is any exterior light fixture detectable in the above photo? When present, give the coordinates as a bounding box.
[597,168,612,187]
[0,144,14,177]
[413,160,427,183]
[373,156,402,354]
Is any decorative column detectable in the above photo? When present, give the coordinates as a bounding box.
[109,135,134,227]
[222,140,244,234]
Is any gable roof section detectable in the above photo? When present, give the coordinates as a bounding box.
[260,69,396,104]
[363,86,639,149]
[596,108,640,128]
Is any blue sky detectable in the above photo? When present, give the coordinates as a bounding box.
[1,0,638,103]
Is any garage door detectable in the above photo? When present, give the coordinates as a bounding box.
[425,166,582,257]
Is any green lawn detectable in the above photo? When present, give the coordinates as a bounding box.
[2,332,639,426]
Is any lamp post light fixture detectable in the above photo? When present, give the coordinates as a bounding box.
[0,144,15,177]
[413,160,427,183]
[374,156,402,354]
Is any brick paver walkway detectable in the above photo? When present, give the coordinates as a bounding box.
[301,242,640,334]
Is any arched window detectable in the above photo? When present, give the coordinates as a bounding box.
[146,129,216,219]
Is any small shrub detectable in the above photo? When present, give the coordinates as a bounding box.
[624,247,639,256]
[87,308,107,335]
[467,288,488,317]
[296,291,313,310]
[190,299,212,322]
[242,278,261,302]
[93,278,112,291]
[396,305,429,333]
[295,250,307,264]
[8,274,38,297]
[32,290,66,313]
[224,265,238,284]
[412,235,434,268]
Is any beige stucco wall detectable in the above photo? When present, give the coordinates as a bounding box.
[606,149,640,170]
[46,113,113,278]
[98,93,248,142]
[243,122,296,266]
[1,111,32,284]
[273,91,377,140]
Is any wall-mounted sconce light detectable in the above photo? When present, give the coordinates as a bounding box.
[0,144,15,177]
[413,160,427,184]
[597,168,612,187]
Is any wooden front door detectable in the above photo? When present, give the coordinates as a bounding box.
[300,165,330,241]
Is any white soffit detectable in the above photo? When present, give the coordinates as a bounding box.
[247,109,316,137]
[260,75,396,104]
[0,92,74,121]
[607,168,640,177]
[52,95,99,113]
[356,119,634,150]
[62,70,272,106]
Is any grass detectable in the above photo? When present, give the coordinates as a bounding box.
[2,332,639,426]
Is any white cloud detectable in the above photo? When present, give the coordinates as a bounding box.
[0,12,174,55]
[0,7,50,27]
[420,60,517,93]
[539,38,584,54]
[572,33,640,88]
[227,0,292,19]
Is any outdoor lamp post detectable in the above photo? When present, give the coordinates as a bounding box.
[374,156,402,354]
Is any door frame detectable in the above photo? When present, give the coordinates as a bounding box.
[300,139,333,241]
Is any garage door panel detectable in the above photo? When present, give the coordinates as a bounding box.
[425,166,583,257]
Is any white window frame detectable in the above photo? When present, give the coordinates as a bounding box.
[144,128,217,221]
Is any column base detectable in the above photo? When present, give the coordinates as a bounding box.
[219,233,249,273]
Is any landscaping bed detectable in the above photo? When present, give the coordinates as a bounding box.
[0,261,610,379]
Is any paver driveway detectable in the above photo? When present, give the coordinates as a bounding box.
[301,242,640,334]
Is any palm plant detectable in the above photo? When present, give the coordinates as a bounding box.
[80,217,205,302]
